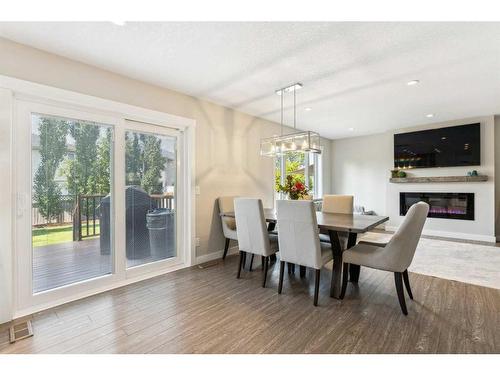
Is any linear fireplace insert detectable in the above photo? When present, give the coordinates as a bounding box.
[400,192,474,220]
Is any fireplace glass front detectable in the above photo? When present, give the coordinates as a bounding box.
[400,192,474,220]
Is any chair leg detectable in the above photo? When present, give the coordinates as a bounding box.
[300,265,306,278]
[287,262,292,274]
[242,252,247,269]
[278,261,285,294]
[314,269,321,306]
[291,263,295,274]
[222,238,230,260]
[262,256,269,288]
[237,251,244,279]
[402,270,414,300]
[249,254,255,271]
[394,272,408,315]
[340,263,349,299]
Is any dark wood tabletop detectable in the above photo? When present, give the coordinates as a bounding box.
[221,209,388,234]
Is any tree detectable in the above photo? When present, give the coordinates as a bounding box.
[65,121,100,195]
[125,132,142,186]
[87,128,112,194]
[124,132,167,193]
[140,135,167,194]
[33,117,68,222]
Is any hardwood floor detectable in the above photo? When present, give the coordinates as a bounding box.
[1,255,499,354]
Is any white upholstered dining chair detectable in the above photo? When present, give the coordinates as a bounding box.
[341,201,429,315]
[276,200,333,306]
[218,196,239,259]
[234,198,279,287]
[322,194,354,214]
[319,195,354,245]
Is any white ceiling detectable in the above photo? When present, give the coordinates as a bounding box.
[1,22,500,139]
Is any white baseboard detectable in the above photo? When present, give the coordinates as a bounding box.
[195,246,239,265]
[386,226,496,243]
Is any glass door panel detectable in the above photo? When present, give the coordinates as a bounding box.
[31,114,113,293]
[125,130,177,268]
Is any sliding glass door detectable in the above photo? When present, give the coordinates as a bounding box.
[31,113,114,293]
[15,101,186,314]
[124,125,177,268]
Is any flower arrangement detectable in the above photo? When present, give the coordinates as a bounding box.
[277,175,310,200]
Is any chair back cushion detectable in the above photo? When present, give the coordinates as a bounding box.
[276,200,322,269]
[218,196,237,230]
[234,198,272,256]
[385,201,429,271]
[322,195,353,214]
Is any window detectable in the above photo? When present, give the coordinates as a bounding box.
[124,129,177,268]
[275,151,322,199]
[31,113,113,292]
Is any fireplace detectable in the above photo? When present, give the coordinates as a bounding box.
[400,192,474,220]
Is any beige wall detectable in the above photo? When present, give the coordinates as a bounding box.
[0,37,331,258]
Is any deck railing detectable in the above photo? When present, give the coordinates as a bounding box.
[73,194,105,241]
[73,192,174,241]
[150,192,175,210]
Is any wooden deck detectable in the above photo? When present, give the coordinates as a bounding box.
[33,239,111,293]
[4,254,499,354]
[33,238,174,293]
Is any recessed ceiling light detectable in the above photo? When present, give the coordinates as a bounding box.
[407,80,420,86]
[304,107,312,111]
[111,20,126,26]
[348,127,355,131]
[425,113,434,118]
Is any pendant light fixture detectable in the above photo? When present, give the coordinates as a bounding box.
[260,82,321,157]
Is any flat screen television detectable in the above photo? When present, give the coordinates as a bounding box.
[394,123,480,169]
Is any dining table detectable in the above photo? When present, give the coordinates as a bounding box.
[221,208,389,299]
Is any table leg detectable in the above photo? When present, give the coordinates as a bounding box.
[299,265,306,277]
[329,230,343,299]
[268,222,277,263]
[346,232,360,282]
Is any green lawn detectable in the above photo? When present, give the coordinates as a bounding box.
[32,222,100,247]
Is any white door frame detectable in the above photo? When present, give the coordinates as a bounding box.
[1,75,196,318]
